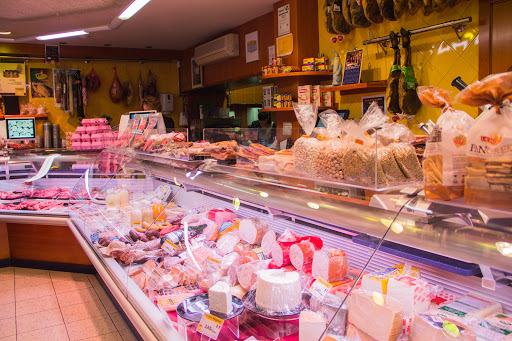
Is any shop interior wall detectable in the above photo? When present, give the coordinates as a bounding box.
[20,59,182,137]
[317,0,479,134]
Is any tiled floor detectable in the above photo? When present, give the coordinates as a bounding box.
[0,267,138,341]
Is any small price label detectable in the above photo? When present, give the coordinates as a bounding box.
[161,239,178,254]
[197,313,224,340]
[206,256,222,272]
[309,276,332,301]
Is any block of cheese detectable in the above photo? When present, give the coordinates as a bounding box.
[435,293,502,322]
[208,281,233,315]
[299,310,326,341]
[346,324,377,341]
[410,313,477,341]
[230,284,247,300]
[361,264,419,295]
[255,269,301,313]
[312,248,349,282]
[348,290,403,341]
[387,275,430,317]
[472,313,512,340]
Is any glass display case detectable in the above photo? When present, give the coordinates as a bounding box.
[66,148,512,341]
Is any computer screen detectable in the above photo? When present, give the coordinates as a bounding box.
[129,110,157,119]
[5,118,36,140]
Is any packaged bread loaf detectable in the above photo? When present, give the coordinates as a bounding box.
[456,72,512,208]
[421,86,475,200]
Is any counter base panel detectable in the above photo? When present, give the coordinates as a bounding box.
[7,222,92,266]
[2,259,96,274]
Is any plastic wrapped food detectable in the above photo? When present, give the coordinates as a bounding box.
[238,218,269,245]
[293,136,324,176]
[312,248,349,282]
[377,122,416,146]
[392,143,424,182]
[455,71,512,108]
[237,259,271,291]
[423,107,474,200]
[255,269,302,313]
[417,86,453,108]
[379,146,408,183]
[316,138,348,180]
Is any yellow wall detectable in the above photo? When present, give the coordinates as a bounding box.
[229,85,264,104]
[19,60,181,137]
[318,0,479,134]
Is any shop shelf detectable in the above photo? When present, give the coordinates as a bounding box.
[260,71,333,80]
[0,114,49,119]
[260,106,336,112]
[321,80,388,95]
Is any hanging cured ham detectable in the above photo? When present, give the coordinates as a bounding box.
[109,67,123,104]
[398,28,422,115]
[387,32,402,114]
[144,69,158,98]
[86,68,101,93]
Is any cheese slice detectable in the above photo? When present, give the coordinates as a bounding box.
[435,293,502,322]
[361,265,419,295]
[472,313,512,341]
[410,313,477,341]
[387,275,430,317]
[299,310,326,341]
[208,281,233,315]
[348,290,403,341]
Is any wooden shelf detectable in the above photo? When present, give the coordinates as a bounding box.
[261,106,335,112]
[0,114,48,119]
[321,80,388,95]
[260,71,333,80]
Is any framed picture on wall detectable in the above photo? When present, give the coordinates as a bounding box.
[245,31,259,63]
[191,58,203,89]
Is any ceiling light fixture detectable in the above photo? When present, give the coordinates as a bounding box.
[118,0,151,20]
[0,32,11,35]
[36,30,88,41]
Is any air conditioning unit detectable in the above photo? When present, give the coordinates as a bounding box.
[194,33,239,66]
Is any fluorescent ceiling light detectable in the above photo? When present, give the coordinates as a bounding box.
[0,32,11,35]
[36,30,88,41]
[118,0,151,20]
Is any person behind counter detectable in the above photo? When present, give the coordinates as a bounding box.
[142,96,175,130]
[250,112,276,146]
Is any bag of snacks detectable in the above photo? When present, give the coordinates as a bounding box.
[342,102,389,186]
[293,103,322,176]
[377,122,416,146]
[421,86,475,200]
[316,110,349,181]
[455,72,512,208]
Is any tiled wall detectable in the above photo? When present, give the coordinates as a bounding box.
[317,0,479,134]
[229,85,264,105]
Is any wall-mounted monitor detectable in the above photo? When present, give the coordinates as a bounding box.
[5,117,36,140]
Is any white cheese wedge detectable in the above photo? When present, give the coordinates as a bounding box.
[361,265,419,295]
[208,281,233,315]
[472,313,512,340]
[410,313,477,341]
[387,275,430,317]
[435,293,502,322]
[299,310,326,341]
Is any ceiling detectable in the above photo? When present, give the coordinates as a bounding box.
[0,0,279,50]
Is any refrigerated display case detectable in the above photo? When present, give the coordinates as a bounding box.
[65,147,512,341]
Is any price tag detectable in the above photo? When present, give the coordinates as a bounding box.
[206,256,222,271]
[161,239,178,254]
[309,276,332,301]
[197,313,224,340]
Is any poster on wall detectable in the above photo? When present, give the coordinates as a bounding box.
[30,68,54,98]
[276,33,293,57]
[245,31,259,63]
[342,49,363,85]
[191,58,203,89]
[278,4,290,37]
[0,62,26,95]
[362,94,386,116]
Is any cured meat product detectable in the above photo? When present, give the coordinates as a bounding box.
[261,230,279,256]
[290,240,319,270]
[138,71,144,106]
[239,218,269,244]
[61,70,68,111]
[271,240,299,267]
[237,259,270,290]
[300,236,323,250]
[0,191,24,200]
[312,248,349,282]
[433,0,448,12]
[220,252,240,276]
[423,0,433,15]
[68,73,74,115]
[332,0,352,34]
[362,0,383,24]
[342,0,352,27]
[323,0,337,34]
[348,0,371,28]
[387,31,402,114]
[277,229,300,243]
[378,0,397,21]
[86,68,101,93]
[408,0,422,14]
[203,222,219,241]
[109,67,123,104]
[399,28,422,116]
[216,234,241,255]
[55,71,62,104]
[144,69,158,98]
[241,247,267,264]
[448,0,465,7]
[82,77,88,106]
[75,70,84,117]
[123,80,134,106]
[393,0,407,19]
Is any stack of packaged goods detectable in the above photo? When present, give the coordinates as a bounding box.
[261,57,301,76]
[71,118,113,150]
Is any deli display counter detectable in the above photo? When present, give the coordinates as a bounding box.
[65,148,512,341]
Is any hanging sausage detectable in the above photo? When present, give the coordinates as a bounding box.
[75,70,84,117]
[387,31,402,114]
[109,67,123,104]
